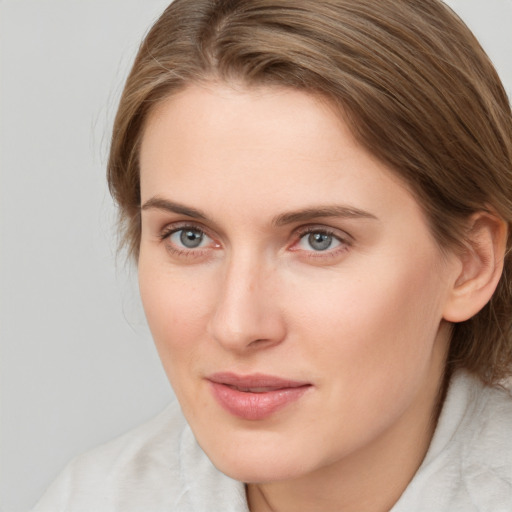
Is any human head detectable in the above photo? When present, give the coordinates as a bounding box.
[107,0,512,383]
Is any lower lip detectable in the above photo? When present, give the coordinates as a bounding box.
[209,381,311,420]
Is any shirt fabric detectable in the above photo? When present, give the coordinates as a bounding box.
[32,371,512,512]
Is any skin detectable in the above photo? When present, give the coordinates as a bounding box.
[138,83,464,512]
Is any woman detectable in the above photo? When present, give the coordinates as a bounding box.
[33,0,512,510]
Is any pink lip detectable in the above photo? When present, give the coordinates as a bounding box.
[207,372,312,421]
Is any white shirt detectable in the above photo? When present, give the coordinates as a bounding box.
[32,371,512,511]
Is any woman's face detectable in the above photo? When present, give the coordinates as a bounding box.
[138,83,459,483]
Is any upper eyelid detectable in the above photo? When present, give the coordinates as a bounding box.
[160,221,211,238]
[293,224,353,242]
[144,206,226,239]
[156,217,233,246]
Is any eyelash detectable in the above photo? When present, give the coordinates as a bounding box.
[159,223,217,260]
[291,226,352,259]
[158,223,352,261]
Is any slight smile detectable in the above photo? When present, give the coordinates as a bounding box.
[207,373,313,421]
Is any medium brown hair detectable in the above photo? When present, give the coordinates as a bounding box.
[107,0,512,384]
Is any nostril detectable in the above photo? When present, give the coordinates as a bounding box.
[247,338,275,349]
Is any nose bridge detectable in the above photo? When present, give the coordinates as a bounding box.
[208,247,284,351]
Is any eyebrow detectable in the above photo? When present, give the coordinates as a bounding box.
[141,196,378,225]
[272,206,378,226]
[141,197,208,220]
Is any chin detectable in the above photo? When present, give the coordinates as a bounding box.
[200,435,315,484]
[215,458,303,484]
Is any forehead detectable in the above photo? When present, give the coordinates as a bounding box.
[140,82,355,173]
[139,82,419,225]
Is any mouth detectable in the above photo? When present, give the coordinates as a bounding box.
[206,372,312,420]
[225,385,287,393]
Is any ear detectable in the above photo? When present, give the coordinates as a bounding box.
[443,211,508,323]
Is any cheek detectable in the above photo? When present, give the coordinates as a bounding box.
[280,258,448,451]
[138,261,213,372]
[287,251,448,384]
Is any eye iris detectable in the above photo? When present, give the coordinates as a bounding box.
[308,232,332,251]
[180,229,203,248]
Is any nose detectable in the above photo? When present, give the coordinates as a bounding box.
[207,252,286,353]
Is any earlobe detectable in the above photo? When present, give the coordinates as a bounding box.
[443,212,508,323]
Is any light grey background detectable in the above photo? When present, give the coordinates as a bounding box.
[1,1,511,511]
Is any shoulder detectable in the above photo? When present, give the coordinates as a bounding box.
[32,401,186,511]
[443,372,512,481]
[456,374,512,507]
[394,371,512,512]
[32,400,247,512]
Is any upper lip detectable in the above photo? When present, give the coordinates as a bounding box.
[207,372,311,391]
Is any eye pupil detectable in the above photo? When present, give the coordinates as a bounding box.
[308,232,332,251]
[180,229,203,248]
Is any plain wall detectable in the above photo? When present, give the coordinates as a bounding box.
[0,1,511,511]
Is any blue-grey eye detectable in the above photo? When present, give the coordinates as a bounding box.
[298,231,341,251]
[169,228,207,249]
